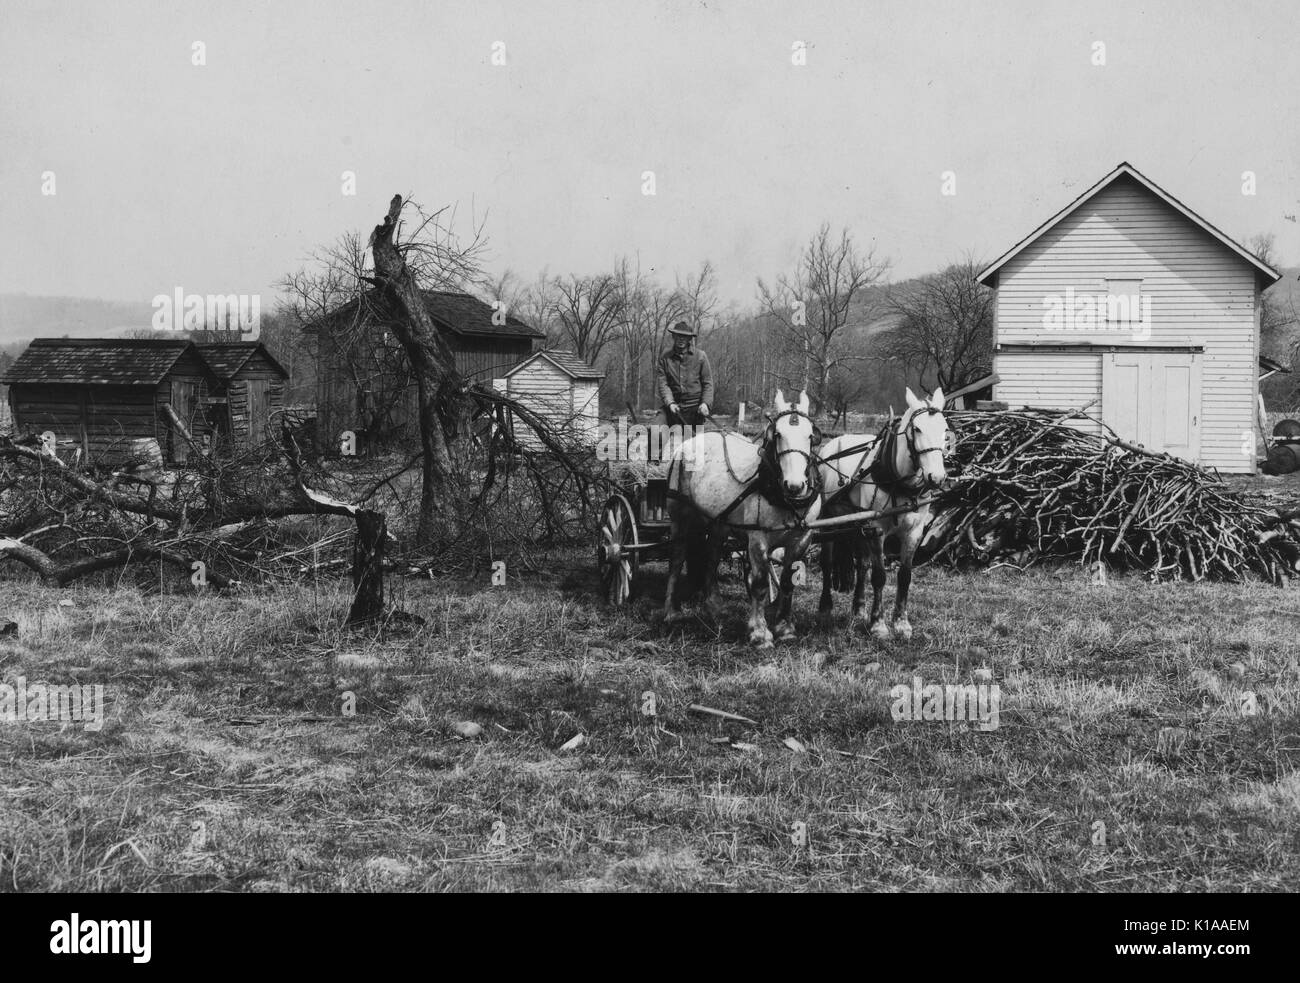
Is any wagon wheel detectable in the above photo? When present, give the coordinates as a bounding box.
[597,494,639,605]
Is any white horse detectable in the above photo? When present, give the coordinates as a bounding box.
[816,387,948,640]
[664,390,822,648]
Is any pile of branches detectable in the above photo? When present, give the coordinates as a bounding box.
[0,380,614,590]
[924,407,1300,583]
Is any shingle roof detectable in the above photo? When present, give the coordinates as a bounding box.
[196,342,289,380]
[307,289,545,339]
[505,349,605,380]
[0,338,198,386]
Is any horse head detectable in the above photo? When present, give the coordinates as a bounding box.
[902,386,950,488]
[770,390,818,504]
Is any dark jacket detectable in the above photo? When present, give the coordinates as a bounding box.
[656,346,714,410]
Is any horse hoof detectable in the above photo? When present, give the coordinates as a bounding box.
[869,621,891,640]
[773,622,796,642]
[750,629,774,648]
[893,621,913,642]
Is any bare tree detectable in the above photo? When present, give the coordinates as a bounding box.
[550,272,627,363]
[1250,234,1298,354]
[280,196,489,545]
[757,224,890,414]
[880,256,994,394]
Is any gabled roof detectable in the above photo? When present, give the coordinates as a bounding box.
[305,288,545,340]
[0,338,207,386]
[196,342,289,380]
[504,349,605,380]
[976,162,1282,288]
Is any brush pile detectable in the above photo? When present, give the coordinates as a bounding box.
[924,408,1300,583]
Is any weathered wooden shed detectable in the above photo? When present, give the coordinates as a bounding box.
[196,342,289,452]
[502,350,604,447]
[977,162,1281,473]
[305,288,545,451]
[0,338,216,465]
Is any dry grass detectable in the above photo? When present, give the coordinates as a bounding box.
[0,553,1297,892]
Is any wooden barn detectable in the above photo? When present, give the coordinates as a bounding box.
[306,288,545,451]
[196,342,289,452]
[978,162,1281,473]
[501,350,604,447]
[0,338,216,465]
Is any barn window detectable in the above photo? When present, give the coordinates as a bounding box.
[1104,279,1144,325]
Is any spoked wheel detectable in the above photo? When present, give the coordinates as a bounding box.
[597,494,639,605]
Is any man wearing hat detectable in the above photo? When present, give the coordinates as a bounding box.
[655,321,714,426]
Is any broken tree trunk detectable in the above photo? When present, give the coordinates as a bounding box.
[347,509,387,626]
[369,194,463,546]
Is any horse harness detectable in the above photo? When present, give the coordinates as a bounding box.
[821,406,947,508]
[666,409,822,532]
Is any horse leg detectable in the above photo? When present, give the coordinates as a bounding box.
[864,529,890,640]
[818,536,834,614]
[773,533,811,642]
[892,519,922,642]
[701,526,727,621]
[746,536,775,648]
[851,530,868,615]
[663,518,688,622]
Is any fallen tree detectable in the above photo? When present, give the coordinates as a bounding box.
[923,407,1300,583]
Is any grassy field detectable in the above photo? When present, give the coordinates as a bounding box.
[1,553,1297,892]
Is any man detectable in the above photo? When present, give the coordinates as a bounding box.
[655,321,714,426]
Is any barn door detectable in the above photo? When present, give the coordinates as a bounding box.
[248,379,272,447]
[170,380,196,463]
[1102,352,1201,462]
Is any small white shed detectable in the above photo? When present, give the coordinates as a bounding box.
[977,162,1281,473]
[503,350,604,448]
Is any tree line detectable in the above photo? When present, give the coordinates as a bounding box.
[485,224,995,420]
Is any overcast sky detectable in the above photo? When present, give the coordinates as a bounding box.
[2,0,1298,310]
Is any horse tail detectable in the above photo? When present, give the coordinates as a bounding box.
[825,530,859,592]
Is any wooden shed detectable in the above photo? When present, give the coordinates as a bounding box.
[196,342,289,452]
[305,288,545,451]
[502,350,604,448]
[0,338,216,465]
[977,162,1281,473]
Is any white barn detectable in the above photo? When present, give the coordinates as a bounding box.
[501,350,604,448]
[977,162,1281,473]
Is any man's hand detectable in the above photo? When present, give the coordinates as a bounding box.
[669,403,680,416]
[698,403,710,418]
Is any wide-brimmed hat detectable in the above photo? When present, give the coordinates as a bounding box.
[668,321,697,338]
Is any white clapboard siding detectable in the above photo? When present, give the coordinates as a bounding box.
[507,358,582,449]
[994,353,1103,436]
[991,173,1261,472]
[572,380,599,442]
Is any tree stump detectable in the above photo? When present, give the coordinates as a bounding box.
[347,510,387,626]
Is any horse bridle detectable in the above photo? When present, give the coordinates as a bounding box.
[895,406,947,493]
[761,408,822,510]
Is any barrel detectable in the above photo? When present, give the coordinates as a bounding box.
[1263,443,1300,475]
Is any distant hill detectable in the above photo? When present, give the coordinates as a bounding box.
[0,294,156,348]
